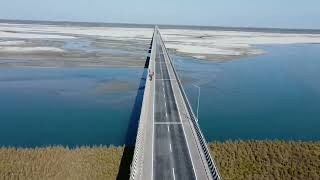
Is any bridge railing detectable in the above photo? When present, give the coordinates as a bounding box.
[130,29,157,180]
[157,28,222,180]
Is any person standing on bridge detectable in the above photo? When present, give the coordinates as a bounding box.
[149,69,154,81]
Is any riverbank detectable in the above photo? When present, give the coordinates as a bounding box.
[0,141,318,180]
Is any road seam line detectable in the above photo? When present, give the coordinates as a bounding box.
[151,30,158,180]
[154,122,182,125]
[155,79,176,81]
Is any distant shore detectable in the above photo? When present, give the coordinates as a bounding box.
[0,140,318,180]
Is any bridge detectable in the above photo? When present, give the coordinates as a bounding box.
[130,27,221,180]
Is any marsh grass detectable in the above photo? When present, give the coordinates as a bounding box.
[0,141,319,180]
[209,140,320,180]
[0,146,124,180]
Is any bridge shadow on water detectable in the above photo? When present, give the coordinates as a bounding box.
[116,55,150,180]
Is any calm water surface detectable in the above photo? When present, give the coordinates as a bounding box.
[178,44,320,141]
[0,44,319,147]
[0,68,145,147]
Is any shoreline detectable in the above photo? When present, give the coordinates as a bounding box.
[1,139,319,149]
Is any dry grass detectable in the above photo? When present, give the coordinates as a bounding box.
[209,140,320,180]
[0,141,319,180]
[0,146,124,180]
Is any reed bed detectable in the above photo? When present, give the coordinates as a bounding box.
[0,141,319,180]
[209,140,320,180]
[0,146,124,180]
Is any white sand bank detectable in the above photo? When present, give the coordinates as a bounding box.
[0,23,152,41]
[0,31,75,39]
[160,29,320,59]
[0,47,64,53]
[0,40,25,46]
[1,22,320,64]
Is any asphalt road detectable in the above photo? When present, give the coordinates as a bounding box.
[153,36,196,180]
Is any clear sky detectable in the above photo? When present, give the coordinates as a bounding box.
[1,0,319,29]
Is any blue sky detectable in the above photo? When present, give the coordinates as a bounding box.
[1,0,319,29]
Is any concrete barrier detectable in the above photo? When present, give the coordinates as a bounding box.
[130,28,157,180]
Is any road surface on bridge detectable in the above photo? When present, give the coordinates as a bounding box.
[153,35,196,180]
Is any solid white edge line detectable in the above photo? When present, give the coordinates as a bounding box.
[158,31,198,180]
[172,168,176,180]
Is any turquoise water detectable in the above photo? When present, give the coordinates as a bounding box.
[0,44,319,147]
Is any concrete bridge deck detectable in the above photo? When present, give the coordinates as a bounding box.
[130,27,221,180]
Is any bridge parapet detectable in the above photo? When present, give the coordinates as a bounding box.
[130,28,157,180]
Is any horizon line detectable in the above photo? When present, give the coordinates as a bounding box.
[1,18,320,32]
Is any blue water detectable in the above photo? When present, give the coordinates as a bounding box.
[177,44,320,141]
[0,68,145,147]
[0,44,319,147]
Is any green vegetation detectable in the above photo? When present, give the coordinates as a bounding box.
[209,140,320,180]
[0,141,319,180]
